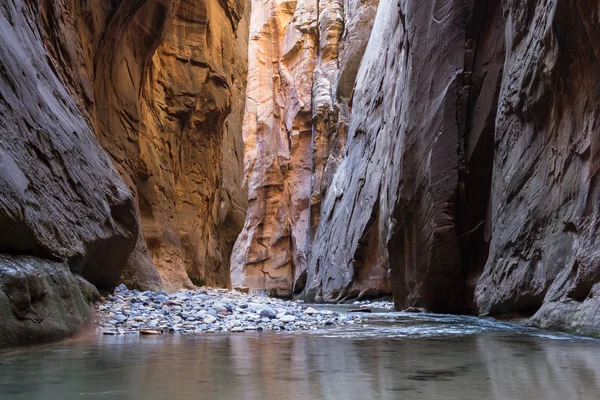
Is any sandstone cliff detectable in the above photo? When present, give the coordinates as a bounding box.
[231,0,380,296]
[0,0,248,348]
[231,0,318,295]
[131,0,249,291]
[301,0,600,335]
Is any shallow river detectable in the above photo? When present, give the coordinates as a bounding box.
[1,309,599,400]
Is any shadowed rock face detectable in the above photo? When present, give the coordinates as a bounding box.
[301,0,600,334]
[306,0,467,308]
[0,0,248,348]
[0,0,138,348]
[0,256,98,349]
[475,0,600,336]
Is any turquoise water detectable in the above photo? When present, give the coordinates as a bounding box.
[1,310,599,400]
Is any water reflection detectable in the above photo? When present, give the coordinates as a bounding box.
[1,312,599,400]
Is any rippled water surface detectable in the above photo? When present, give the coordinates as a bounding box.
[1,309,599,400]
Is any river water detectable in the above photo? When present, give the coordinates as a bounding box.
[1,309,599,400]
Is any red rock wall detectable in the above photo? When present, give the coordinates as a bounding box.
[0,0,250,348]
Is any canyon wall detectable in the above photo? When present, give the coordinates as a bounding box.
[41,0,249,293]
[131,0,249,291]
[0,0,138,347]
[300,0,600,334]
[306,0,468,307]
[231,0,380,295]
[231,0,318,295]
[476,0,600,335]
[1,0,599,346]
[231,0,600,335]
[0,0,248,348]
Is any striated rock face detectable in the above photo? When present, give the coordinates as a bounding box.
[306,0,467,307]
[39,0,249,292]
[0,0,249,347]
[232,0,379,296]
[85,0,249,291]
[475,0,600,335]
[302,0,600,334]
[307,0,381,298]
[0,0,137,347]
[37,0,249,293]
[231,0,318,295]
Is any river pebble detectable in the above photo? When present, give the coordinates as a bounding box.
[96,286,365,335]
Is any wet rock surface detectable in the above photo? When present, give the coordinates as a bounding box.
[0,255,98,349]
[96,286,369,335]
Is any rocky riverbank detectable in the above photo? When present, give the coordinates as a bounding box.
[95,286,382,335]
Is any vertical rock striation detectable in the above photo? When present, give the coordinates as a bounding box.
[300,0,600,334]
[233,0,379,296]
[475,0,600,335]
[231,0,318,295]
[0,0,138,347]
[306,0,467,307]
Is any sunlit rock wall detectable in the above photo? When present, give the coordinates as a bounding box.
[0,0,249,347]
[231,0,318,295]
[134,0,249,291]
[233,0,380,296]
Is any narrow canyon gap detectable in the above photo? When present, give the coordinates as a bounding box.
[0,0,599,349]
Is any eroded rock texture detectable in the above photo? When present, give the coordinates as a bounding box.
[36,0,250,292]
[0,0,135,347]
[134,0,249,291]
[231,0,318,295]
[302,0,600,334]
[306,0,467,307]
[232,0,379,295]
[0,256,98,348]
[475,0,600,336]
[0,0,249,347]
